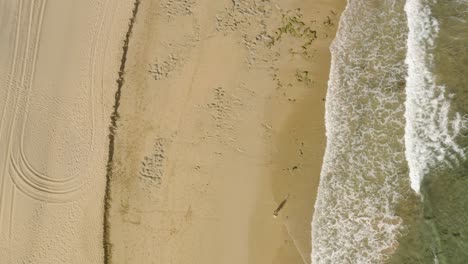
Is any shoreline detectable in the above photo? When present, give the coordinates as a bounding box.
[255,2,346,262]
[106,0,346,263]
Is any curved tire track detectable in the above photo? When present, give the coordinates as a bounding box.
[7,0,113,203]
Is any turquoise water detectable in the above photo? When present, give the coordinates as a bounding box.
[312,0,468,263]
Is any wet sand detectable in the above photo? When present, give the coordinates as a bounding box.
[106,0,345,263]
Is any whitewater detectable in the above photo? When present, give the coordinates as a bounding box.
[312,0,468,263]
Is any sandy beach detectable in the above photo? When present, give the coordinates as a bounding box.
[0,0,135,262]
[106,0,345,263]
[0,0,345,263]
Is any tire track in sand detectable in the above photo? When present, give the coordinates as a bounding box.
[9,0,112,203]
[0,0,22,140]
[0,0,26,234]
[6,0,84,203]
[4,0,46,237]
[0,1,43,259]
[0,0,23,232]
[87,0,112,149]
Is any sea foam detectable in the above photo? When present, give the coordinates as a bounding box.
[313,0,468,262]
[404,0,466,194]
[311,0,410,262]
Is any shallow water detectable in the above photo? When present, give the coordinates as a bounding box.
[312,0,468,263]
[411,0,468,263]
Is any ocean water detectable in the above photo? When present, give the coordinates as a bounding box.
[312,0,468,263]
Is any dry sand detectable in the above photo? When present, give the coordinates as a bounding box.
[0,0,135,262]
[0,0,345,263]
[106,0,345,263]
